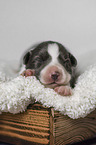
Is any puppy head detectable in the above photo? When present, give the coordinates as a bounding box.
[23,41,77,88]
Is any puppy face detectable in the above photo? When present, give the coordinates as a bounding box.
[22,41,77,88]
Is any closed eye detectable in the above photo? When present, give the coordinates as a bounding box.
[33,56,43,62]
[64,58,70,64]
[39,51,50,62]
[32,52,51,69]
[58,54,71,65]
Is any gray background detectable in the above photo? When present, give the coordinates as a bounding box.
[0,0,96,73]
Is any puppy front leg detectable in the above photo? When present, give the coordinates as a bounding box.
[54,86,72,96]
[21,69,35,77]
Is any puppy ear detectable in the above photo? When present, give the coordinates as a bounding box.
[69,53,77,67]
[23,44,38,65]
[23,51,32,65]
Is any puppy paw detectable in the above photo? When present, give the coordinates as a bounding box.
[54,86,72,96]
[21,69,35,77]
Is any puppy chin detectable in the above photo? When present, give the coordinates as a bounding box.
[40,79,69,89]
[40,79,70,89]
[40,80,58,88]
[44,83,59,89]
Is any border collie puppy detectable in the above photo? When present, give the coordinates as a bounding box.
[20,41,77,96]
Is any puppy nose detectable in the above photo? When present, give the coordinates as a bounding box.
[51,72,59,81]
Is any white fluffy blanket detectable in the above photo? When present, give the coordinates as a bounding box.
[0,62,96,119]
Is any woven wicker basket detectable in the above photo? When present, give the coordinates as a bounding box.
[0,103,96,145]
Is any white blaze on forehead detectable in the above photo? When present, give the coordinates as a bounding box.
[48,44,59,63]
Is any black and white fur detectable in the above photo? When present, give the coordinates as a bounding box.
[20,41,77,96]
